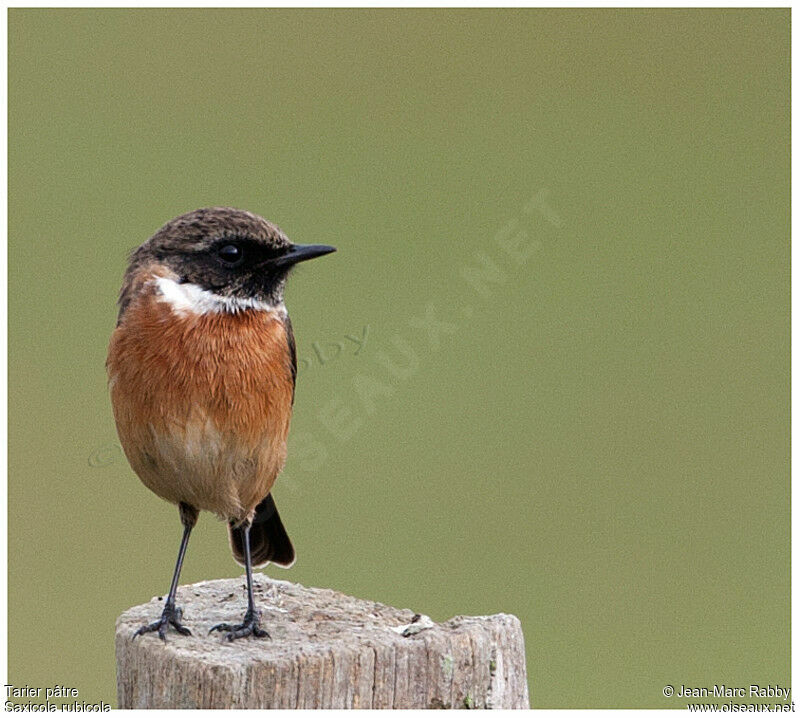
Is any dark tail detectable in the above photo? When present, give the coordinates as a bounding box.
[228,494,295,568]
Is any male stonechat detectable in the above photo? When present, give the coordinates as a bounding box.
[107,207,335,641]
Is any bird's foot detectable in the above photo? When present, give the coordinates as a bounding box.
[132,603,191,641]
[209,608,270,641]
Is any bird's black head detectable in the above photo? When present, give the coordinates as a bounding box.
[127,207,335,310]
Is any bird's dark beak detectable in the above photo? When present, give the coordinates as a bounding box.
[275,244,336,268]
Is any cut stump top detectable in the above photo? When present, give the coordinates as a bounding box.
[116,573,529,709]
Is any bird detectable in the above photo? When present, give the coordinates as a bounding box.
[106,207,335,641]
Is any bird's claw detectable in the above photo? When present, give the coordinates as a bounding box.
[209,609,269,641]
[132,604,191,641]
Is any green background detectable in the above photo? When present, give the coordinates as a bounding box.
[8,9,789,709]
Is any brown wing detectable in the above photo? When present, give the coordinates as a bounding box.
[284,313,298,404]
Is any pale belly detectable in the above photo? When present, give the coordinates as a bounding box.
[118,412,287,520]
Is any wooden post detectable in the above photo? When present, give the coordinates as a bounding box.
[115,573,529,709]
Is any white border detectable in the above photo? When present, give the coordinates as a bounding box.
[1,3,792,714]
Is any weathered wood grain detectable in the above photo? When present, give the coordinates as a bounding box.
[116,574,529,709]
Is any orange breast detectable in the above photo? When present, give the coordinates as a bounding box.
[107,285,294,520]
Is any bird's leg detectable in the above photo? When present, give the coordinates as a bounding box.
[210,520,270,641]
[133,503,198,641]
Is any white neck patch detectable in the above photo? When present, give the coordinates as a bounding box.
[152,275,285,317]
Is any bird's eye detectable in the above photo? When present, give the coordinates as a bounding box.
[217,243,243,266]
